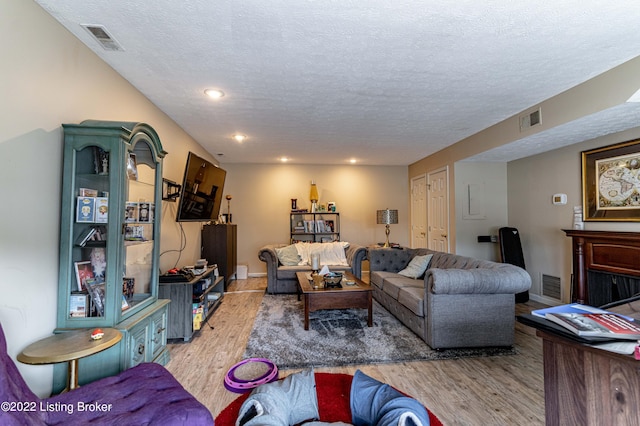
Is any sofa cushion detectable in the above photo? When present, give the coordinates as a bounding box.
[276,244,301,266]
[398,254,433,279]
[369,271,399,290]
[397,287,425,317]
[382,276,422,300]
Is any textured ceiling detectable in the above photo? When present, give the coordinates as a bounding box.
[34,0,640,165]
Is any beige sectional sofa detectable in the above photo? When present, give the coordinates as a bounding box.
[368,247,531,349]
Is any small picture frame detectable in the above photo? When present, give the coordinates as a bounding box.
[324,220,335,232]
[127,153,138,180]
[74,260,94,292]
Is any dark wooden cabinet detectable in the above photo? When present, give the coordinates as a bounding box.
[528,298,640,426]
[202,224,237,289]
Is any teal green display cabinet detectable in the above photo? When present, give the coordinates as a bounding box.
[54,120,169,393]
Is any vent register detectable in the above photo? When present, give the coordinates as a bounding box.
[82,24,124,51]
[519,107,542,131]
[542,274,561,300]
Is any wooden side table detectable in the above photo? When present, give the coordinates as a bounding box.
[18,328,122,391]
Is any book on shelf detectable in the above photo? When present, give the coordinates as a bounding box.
[75,227,97,247]
[545,312,640,340]
[69,293,88,317]
[532,303,634,322]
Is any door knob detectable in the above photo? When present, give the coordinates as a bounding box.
[441,234,447,238]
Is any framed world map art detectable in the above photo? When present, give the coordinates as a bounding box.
[582,138,640,221]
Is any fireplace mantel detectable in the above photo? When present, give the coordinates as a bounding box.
[563,229,640,304]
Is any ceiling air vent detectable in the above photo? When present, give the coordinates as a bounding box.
[519,107,541,132]
[81,24,124,51]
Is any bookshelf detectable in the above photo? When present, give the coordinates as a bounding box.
[290,212,340,243]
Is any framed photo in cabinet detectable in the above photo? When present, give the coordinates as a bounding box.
[74,261,94,292]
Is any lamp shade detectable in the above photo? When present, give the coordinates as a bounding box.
[377,209,398,225]
[310,182,319,202]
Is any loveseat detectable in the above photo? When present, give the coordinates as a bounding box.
[368,247,531,349]
[259,242,367,294]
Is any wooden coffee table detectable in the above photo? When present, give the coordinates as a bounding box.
[296,271,372,330]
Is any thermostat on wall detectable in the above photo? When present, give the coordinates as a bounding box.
[552,193,567,205]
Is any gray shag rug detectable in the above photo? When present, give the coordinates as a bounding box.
[243,294,516,369]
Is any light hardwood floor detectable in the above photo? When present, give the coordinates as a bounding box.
[166,277,547,425]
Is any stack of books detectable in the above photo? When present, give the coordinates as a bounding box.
[531,304,640,355]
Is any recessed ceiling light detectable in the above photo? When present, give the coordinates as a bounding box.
[204,89,225,99]
[280,157,289,162]
[349,158,357,164]
[232,134,246,143]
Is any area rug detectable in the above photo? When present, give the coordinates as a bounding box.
[243,294,516,369]
[215,372,444,426]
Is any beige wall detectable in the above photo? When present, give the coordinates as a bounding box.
[508,127,640,304]
[221,164,409,275]
[0,0,216,396]
[453,162,508,261]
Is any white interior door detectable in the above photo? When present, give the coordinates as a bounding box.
[411,174,427,248]
[427,168,450,252]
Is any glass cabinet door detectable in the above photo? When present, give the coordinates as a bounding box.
[121,139,159,315]
[68,145,111,319]
[59,121,165,329]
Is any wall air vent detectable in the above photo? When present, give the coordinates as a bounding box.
[81,24,124,51]
[519,107,542,132]
[542,274,561,300]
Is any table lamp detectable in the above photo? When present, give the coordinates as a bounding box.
[377,209,398,247]
[310,181,319,212]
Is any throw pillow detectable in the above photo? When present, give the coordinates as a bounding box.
[398,254,433,279]
[276,244,300,266]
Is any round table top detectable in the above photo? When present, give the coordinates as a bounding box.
[17,328,122,365]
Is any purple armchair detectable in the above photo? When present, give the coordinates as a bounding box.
[0,323,213,425]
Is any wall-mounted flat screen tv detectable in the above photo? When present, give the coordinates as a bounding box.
[176,152,226,222]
